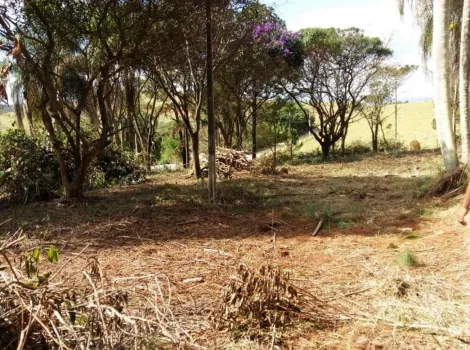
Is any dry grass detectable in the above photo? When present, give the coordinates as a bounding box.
[300,100,436,152]
[1,152,470,349]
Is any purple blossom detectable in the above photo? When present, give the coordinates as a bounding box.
[253,21,301,59]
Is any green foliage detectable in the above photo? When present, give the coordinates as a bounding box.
[379,138,406,152]
[300,27,392,58]
[21,246,59,284]
[0,130,60,202]
[47,246,59,264]
[257,101,308,151]
[402,232,422,240]
[0,130,146,198]
[89,148,146,189]
[289,27,392,158]
[337,222,349,229]
[159,135,180,164]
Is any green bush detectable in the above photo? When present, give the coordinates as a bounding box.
[88,148,146,189]
[379,138,406,152]
[0,131,146,201]
[159,135,179,164]
[0,130,60,202]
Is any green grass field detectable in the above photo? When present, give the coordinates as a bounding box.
[300,100,437,152]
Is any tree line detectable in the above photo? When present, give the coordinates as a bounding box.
[0,0,415,199]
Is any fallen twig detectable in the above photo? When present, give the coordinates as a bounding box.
[312,219,324,237]
[183,277,204,284]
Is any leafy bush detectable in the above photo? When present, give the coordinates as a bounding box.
[0,130,60,202]
[0,131,146,201]
[88,148,146,189]
[159,135,179,164]
[379,138,406,152]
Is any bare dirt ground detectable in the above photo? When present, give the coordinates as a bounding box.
[2,152,470,349]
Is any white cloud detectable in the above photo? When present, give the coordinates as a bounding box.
[264,0,434,101]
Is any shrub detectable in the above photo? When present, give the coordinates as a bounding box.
[88,148,146,189]
[159,135,179,164]
[0,130,60,202]
[0,131,146,200]
[379,138,406,152]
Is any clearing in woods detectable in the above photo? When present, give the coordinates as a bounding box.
[1,152,470,349]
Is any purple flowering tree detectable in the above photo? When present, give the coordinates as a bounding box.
[253,22,303,68]
[213,5,304,156]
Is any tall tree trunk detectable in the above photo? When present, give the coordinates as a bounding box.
[459,0,470,165]
[321,140,331,159]
[251,98,257,159]
[190,131,201,178]
[179,130,187,168]
[341,133,346,156]
[433,0,458,170]
[235,100,243,150]
[380,123,389,150]
[185,128,190,168]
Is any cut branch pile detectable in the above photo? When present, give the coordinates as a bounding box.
[0,229,194,350]
[201,148,251,179]
[429,167,468,197]
[210,264,337,342]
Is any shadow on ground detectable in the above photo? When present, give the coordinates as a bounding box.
[0,158,440,250]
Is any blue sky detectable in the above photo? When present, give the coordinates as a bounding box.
[261,0,434,101]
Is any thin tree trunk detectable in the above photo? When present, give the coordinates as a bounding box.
[341,133,346,156]
[372,123,379,152]
[251,98,257,159]
[433,0,458,170]
[394,85,398,139]
[379,123,389,150]
[190,131,201,178]
[206,0,216,203]
[460,0,470,165]
[23,104,34,136]
[14,102,25,131]
[185,128,190,168]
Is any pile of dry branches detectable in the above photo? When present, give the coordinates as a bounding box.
[0,228,193,350]
[211,264,336,343]
[429,167,468,197]
[201,148,251,179]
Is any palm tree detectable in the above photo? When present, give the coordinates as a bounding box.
[399,0,461,169]
[459,0,470,164]
[433,0,458,170]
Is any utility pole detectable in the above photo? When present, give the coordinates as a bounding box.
[206,0,216,204]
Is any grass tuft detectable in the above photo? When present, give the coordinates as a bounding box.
[396,250,421,267]
[402,232,422,240]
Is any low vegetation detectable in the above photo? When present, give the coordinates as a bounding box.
[1,0,470,349]
[2,152,470,349]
